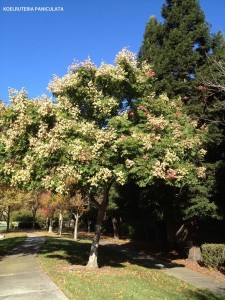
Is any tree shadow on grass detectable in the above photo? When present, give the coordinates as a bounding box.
[38,237,127,268]
[38,236,186,270]
[0,236,26,260]
[38,237,225,300]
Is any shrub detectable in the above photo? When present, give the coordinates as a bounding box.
[11,209,45,229]
[201,243,225,269]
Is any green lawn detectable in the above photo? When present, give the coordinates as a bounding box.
[0,235,26,257]
[0,226,6,232]
[38,237,223,300]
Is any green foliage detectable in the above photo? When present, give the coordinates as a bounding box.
[139,0,211,100]
[201,243,225,269]
[11,209,33,223]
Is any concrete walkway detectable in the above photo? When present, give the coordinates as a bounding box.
[0,233,68,300]
[101,240,225,297]
[165,266,225,297]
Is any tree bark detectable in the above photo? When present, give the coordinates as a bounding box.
[48,217,53,233]
[86,183,112,268]
[45,217,48,230]
[32,209,37,229]
[6,206,11,232]
[185,218,203,262]
[58,212,63,236]
[112,217,120,240]
[87,219,91,233]
[188,246,203,262]
[73,213,79,241]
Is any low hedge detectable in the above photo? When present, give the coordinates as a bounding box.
[201,243,225,269]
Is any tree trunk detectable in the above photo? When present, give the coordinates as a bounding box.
[6,206,11,232]
[112,217,120,240]
[188,246,203,262]
[87,219,91,233]
[45,217,49,230]
[32,210,37,229]
[74,213,79,241]
[58,212,63,236]
[48,217,53,233]
[186,218,202,262]
[86,183,112,268]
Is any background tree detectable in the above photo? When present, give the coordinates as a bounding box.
[138,0,211,114]
[25,189,43,229]
[0,186,24,231]
[68,191,88,240]
[138,0,225,259]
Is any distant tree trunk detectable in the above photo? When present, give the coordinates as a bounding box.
[187,218,203,262]
[87,219,91,233]
[112,217,120,240]
[58,212,63,236]
[48,217,53,233]
[32,209,37,229]
[45,217,49,230]
[86,183,112,268]
[6,206,11,232]
[73,213,79,241]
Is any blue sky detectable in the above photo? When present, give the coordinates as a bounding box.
[0,0,225,102]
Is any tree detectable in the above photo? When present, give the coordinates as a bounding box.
[138,1,225,259]
[68,191,88,240]
[0,186,24,232]
[26,189,43,229]
[138,0,211,106]
[0,50,209,268]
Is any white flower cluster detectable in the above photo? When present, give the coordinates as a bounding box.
[42,165,81,194]
[37,96,54,117]
[68,57,96,72]
[57,96,80,119]
[114,170,126,185]
[115,48,137,69]
[164,149,180,164]
[197,166,206,178]
[48,72,79,94]
[96,63,127,81]
[23,155,35,171]
[183,138,200,149]
[152,160,167,179]
[198,148,207,157]
[125,159,135,169]
[88,168,113,187]
[152,160,188,181]
[146,114,169,130]
[9,88,28,110]
[3,163,15,175]
[30,137,60,158]
[11,169,31,185]
[67,140,84,161]
[87,81,118,115]
[90,128,117,156]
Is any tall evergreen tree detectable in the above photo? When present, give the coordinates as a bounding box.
[138,0,211,105]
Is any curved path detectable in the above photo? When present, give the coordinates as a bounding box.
[0,233,67,300]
